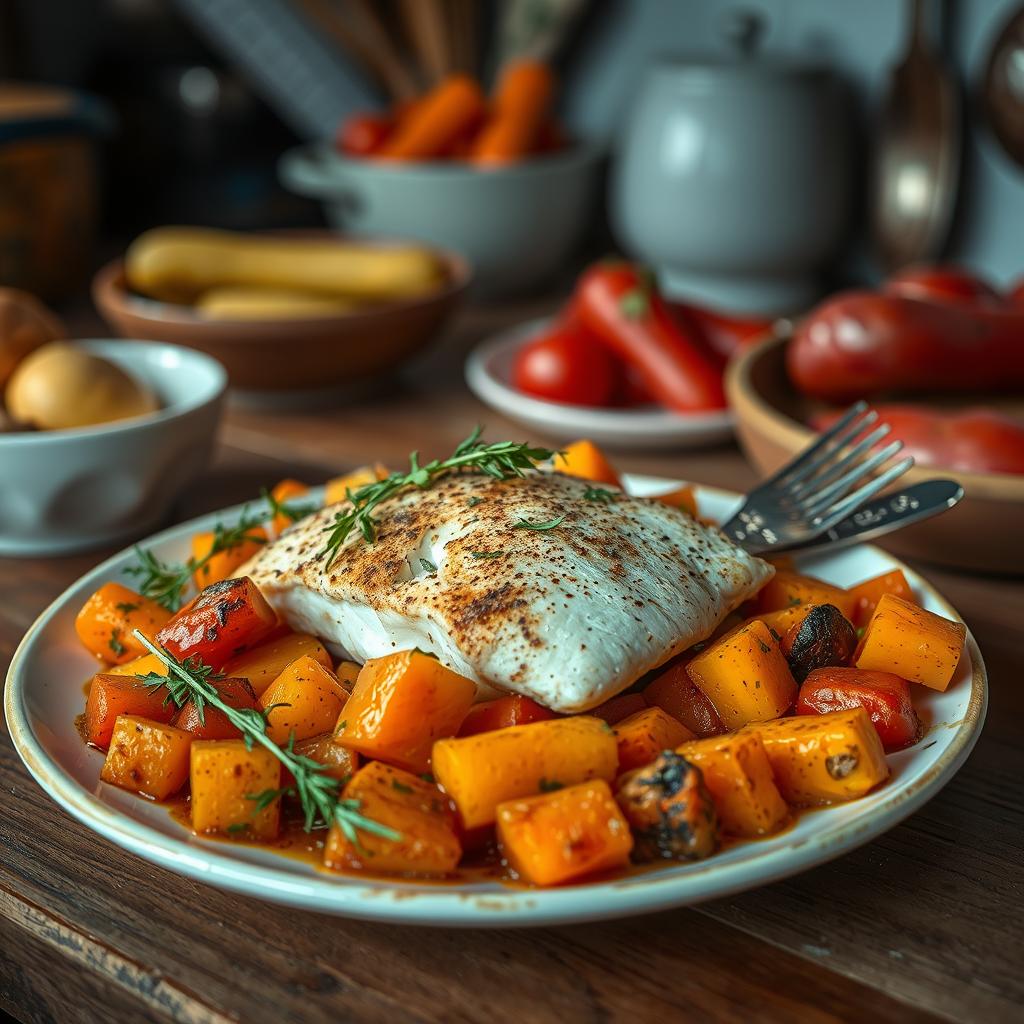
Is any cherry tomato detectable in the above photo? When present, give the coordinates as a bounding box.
[512,322,618,406]
[884,266,1004,306]
[669,301,774,363]
[335,113,393,157]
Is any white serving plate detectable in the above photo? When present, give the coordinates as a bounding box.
[465,318,734,451]
[5,479,986,928]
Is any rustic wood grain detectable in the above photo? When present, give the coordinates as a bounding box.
[2,359,1022,1023]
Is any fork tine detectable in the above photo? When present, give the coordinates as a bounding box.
[790,423,892,496]
[759,401,869,488]
[783,409,880,489]
[802,440,905,518]
[812,456,916,531]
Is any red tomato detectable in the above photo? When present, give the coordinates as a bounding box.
[797,667,921,752]
[512,322,618,406]
[336,112,393,156]
[669,300,774,363]
[884,266,1004,306]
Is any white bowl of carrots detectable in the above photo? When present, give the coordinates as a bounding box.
[279,62,603,298]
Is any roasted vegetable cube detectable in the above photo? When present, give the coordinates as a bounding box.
[614,706,694,772]
[191,527,266,589]
[172,677,259,741]
[782,603,857,683]
[190,740,281,840]
[458,694,556,736]
[86,673,174,749]
[554,439,621,487]
[75,582,171,665]
[755,570,857,621]
[643,660,724,737]
[849,569,915,628]
[259,655,348,745]
[222,631,332,697]
[100,715,192,800]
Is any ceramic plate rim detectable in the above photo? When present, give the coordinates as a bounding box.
[4,480,987,928]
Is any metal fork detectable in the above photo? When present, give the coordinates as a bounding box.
[721,402,921,556]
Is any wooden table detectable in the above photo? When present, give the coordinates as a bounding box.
[2,307,1022,1024]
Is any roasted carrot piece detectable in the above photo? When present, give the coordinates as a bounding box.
[614,706,694,772]
[100,715,192,800]
[85,673,175,749]
[654,485,698,517]
[378,75,486,160]
[432,716,618,829]
[643,660,724,737]
[855,593,966,691]
[191,527,266,590]
[336,651,476,773]
[323,761,460,877]
[496,780,633,886]
[554,439,621,487]
[589,691,647,726]
[259,655,349,745]
[849,569,916,628]
[156,577,278,669]
[267,478,310,536]
[458,694,556,736]
[190,740,281,840]
[75,582,172,664]
[172,677,259,741]
[471,60,554,165]
[221,631,332,697]
[323,463,389,506]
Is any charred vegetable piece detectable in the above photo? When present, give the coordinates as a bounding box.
[615,751,718,862]
[643,661,724,737]
[85,673,175,749]
[782,603,858,683]
[172,676,259,741]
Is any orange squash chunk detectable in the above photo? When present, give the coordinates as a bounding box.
[267,478,310,536]
[291,733,359,783]
[589,691,647,726]
[334,659,361,691]
[856,593,966,691]
[614,706,694,772]
[191,527,267,590]
[653,484,697,517]
[324,463,390,506]
[643,660,724,737]
[259,655,349,745]
[337,650,476,773]
[100,715,192,800]
[554,439,621,487]
[686,620,797,730]
[86,673,175,749]
[496,780,633,886]
[676,732,788,837]
[222,632,332,697]
[323,761,460,877]
[190,740,281,840]
[107,652,168,678]
[849,569,916,628]
[755,570,857,621]
[75,582,172,665]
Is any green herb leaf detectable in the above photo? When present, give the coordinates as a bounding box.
[419,558,438,574]
[108,629,126,657]
[466,497,484,507]
[619,287,649,319]
[115,601,140,614]
[261,487,318,527]
[513,515,566,531]
[226,822,250,835]
[336,719,348,733]
[539,777,563,793]
[583,487,617,504]
[391,779,414,795]
[470,550,502,560]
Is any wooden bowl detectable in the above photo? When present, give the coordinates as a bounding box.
[92,250,470,392]
[726,331,1024,575]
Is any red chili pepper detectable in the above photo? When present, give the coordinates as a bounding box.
[668,300,774,363]
[573,263,726,412]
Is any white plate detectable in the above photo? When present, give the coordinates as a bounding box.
[5,480,986,928]
[465,319,734,451]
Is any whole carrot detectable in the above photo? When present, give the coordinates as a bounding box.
[471,60,554,165]
[378,75,485,160]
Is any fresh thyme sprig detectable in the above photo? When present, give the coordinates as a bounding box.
[132,631,400,844]
[319,427,559,568]
[261,487,318,525]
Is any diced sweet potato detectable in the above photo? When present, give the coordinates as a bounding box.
[86,674,175,749]
[850,569,915,628]
[855,593,966,691]
[614,706,694,772]
[336,650,476,772]
[221,631,332,697]
[172,677,259,740]
[335,660,361,691]
[458,694,556,736]
[259,655,349,745]
[323,761,460,877]
[643,661,724,737]
[191,527,267,590]
[75,583,172,665]
[497,780,632,886]
[190,739,281,840]
[433,716,618,829]
[554,439,621,487]
[686,621,797,730]
[654,485,697,517]
[676,732,789,837]
[267,478,310,536]
[107,653,168,678]
[100,715,192,800]
[323,463,390,506]
[589,692,647,726]
[755,570,857,621]
[743,708,890,805]
[291,732,359,783]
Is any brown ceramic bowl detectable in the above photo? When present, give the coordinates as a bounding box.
[726,330,1024,575]
[92,248,470,392]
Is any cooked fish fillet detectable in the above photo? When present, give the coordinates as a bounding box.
[238,472,772,712]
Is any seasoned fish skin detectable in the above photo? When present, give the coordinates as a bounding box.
[239,472,772,712]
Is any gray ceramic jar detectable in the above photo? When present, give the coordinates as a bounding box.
[611,40,852,315]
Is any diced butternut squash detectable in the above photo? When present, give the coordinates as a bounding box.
[191,527,267,589]
[589,692,647,726]
[336,650,476,772]
[554,439,621,487]
[458,694,556,736]
[755,570,857,621]
[849,569,916,628]
[107,652,168,678]
[735,605,815,646]
[743,708,889,805]
[653,484,697,517]
[74,583,172,664]
[259,655,349,745]
[85,673,175,749]
[267,478,310,536]
[324,463,390,506]
[334,659,361,691]
[190,739,281,840]
[856,593,966,691]
[222,631,332,697]
[291,732,359,783]
[100,715,192,800]
[323,761,460,877]
[676,732,789,837]
[643,660,724,737]
[686,621,797,730]
[432,716,618,829]
[614,706,694,772]
[172,677,259,740]
[496,780,633,886]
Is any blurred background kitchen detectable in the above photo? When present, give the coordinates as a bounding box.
[1,0,1023,571]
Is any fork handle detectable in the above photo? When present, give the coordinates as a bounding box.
[728,480,964,556]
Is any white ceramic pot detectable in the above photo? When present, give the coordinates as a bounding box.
[611,51,852,315]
